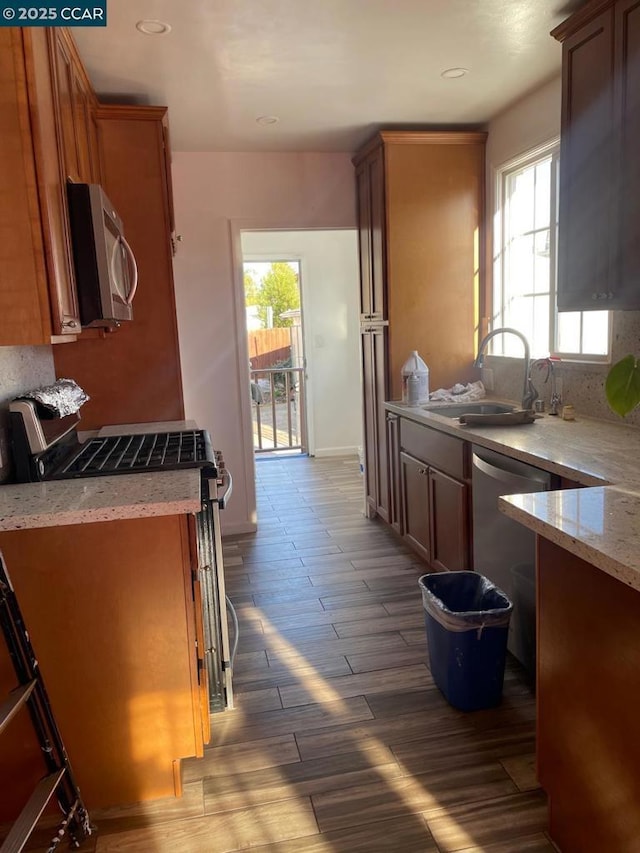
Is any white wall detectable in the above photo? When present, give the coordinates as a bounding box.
[485,74,562,299]
[171,151,357,533]
[242,230,361,458]
[486,75,562,172]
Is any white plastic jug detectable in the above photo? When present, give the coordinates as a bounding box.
[401,351,430,405]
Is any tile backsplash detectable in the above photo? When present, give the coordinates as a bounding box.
[0,346,55,482]
[487,311,640,428]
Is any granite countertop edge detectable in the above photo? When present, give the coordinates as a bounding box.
[0,469,203,532]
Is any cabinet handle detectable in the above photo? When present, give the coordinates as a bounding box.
[592,292,609,301]
[62,319,79,329]
[419,467,428,476]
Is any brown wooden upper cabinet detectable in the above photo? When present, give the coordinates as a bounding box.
[355,144,387,323]
[54,105,185,429]
[553,0,640,310]
[0,28,91,344]
[50,29,101,185]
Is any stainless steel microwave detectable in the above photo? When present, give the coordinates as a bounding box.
[66,182,138,328]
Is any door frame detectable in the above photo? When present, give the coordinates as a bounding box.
[242,251,313,457]
[229,219,358,526]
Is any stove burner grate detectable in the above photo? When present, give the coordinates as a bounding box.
[56,430,214,478]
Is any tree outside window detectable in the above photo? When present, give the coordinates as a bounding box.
[244,261,300,328]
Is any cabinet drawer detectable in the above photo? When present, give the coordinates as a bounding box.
[400,418,467,480]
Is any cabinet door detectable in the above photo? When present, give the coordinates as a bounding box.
[386,412,401,535]
[70,62,94,183]
[361,326,389,521]
[356,147,386,323]
[400,451,430,562]
[50,30,80,182]
[429,467,470,572]
[383,134,484,396]
[26,29,80,337]
[356,161,373,321]
[161,120,177,247]
[557,10,616,310]
[0,516,201,810]
[0,29,50,346]
[368,145,386,321]
[0,28,79,344]
[50,29,99,186]
[615,0,640,303]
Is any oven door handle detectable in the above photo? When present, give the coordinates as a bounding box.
[217,468,233,509]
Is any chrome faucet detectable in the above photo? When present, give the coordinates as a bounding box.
[474,327,538,411]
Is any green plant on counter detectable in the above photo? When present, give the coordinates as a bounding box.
[605,355,640,417]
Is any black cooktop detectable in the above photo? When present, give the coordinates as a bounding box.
[58,430,215,478]
[14,425,217,482]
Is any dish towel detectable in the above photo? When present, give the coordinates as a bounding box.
[429,380,486,403]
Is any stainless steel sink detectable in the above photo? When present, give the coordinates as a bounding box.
[426,402,516,418]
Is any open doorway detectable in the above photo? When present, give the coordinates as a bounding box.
[244,259,308,456]
[240,229,362,473]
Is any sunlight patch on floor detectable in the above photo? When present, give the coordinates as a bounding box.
[256,610,478,849]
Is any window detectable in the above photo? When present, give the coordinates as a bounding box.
[492,141,611,361]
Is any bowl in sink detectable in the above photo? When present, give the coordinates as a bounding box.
[426,402,516,418]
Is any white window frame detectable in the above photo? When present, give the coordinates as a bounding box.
[492,139,611,363]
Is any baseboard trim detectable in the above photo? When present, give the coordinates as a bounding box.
[313,447,359,458]
[222,521,257,537]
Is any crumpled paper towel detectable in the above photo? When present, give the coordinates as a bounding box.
[429,380,486,403]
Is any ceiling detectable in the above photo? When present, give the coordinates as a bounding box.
[73,0,578,153]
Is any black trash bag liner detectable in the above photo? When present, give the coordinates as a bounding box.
[419,571,512,633]
[18,378,89,419]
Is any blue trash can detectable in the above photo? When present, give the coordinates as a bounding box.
[419,571,513,712]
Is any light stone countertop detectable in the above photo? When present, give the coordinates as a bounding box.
[386,400,640,591]
[499,487,640,592]
[0,420,204,532]
[0,469,202,531]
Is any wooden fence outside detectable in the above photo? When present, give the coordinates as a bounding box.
[248,328,292,370]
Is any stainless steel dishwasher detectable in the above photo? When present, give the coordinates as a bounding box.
[472,445,554,679]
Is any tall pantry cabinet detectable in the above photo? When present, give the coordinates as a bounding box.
[353,131,486,525]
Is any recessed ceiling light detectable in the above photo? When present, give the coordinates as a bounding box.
[440,67,469,79]
[256,115,280,125]
[136,19,172,35]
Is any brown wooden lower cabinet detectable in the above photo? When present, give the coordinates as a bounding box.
[395,415,472,571]
[0,514,206,820]
[361,326,389,521]
[429,467,470,572]
[537,536,640,852]
[400,451,430,563]
[386,412,402,535]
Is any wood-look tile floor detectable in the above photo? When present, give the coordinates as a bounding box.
[86,457,552,851]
